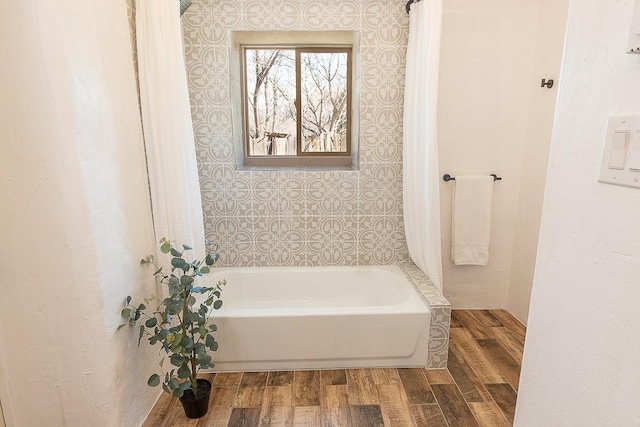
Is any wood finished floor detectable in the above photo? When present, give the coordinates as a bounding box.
[143,309,525,427]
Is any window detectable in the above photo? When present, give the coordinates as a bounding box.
[232,32,358,168]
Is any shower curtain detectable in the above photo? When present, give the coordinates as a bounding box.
[136,0,205,256]
[403,0,443,290]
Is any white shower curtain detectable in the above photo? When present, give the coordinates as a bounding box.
[403,0,443,290]
[136,0,205,256]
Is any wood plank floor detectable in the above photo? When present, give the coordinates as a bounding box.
[143,309,525,427]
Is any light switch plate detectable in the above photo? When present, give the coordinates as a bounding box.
[599,115,640,189]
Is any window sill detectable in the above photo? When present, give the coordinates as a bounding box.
[241,155,357,170]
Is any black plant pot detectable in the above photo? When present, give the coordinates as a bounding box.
[179,378,212,419]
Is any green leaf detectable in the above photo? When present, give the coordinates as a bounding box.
[116,323,127,332]
[168,378,179,390]
[169,284,182,297]
[145,317,157,328]
[199,306,208,317]
[171,258,188,270]
[198,354,212,368]
[172,388,184,398]
[138,303,146,311]
[147,374,160,387]
[120,308,131,319]
[191,313,206,325]
[161,242,171,253]
[154,267,163,275]
[179,380,192,390]
[171,332,183,346]
[183,244,193,250]
[177,364,191,379]
[194,343,206,355]
[199,325,207,337]
[126,296,132,305]
[170,354,185,367]
[209,324,218,332]
[170,248,182,257]
[200,266,210,274]
[180,275,194,286]
[205,254,214,266]
[138,325,145,346]
[213,300,223,310]
[205,334,214,349]
[140,258,148,265]
[181,336,194,348]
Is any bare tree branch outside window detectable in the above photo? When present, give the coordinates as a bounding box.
[244,47,350,159]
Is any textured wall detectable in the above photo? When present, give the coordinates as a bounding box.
[515,0,640,424]
[183,0,410,267]
[506,0,568,324]
[0,0,159,425]
[437,0,566,312]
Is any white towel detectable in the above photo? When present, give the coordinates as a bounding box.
[451,176,494,265]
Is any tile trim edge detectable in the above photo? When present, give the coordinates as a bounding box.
[398,260,451,369]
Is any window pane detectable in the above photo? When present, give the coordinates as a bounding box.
[300,51,348,153]
[245,49,296,156]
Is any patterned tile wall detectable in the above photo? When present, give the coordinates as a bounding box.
[182,0,410,267]
[125,0,140,98]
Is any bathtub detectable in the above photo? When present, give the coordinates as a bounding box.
[205,265,430,371]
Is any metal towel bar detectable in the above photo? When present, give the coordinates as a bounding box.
[443,174,502,182]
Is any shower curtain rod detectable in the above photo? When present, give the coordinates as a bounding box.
[405,0,423,14]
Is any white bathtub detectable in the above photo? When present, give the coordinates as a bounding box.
[206,265,430,371]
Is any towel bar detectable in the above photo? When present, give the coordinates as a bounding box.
[443,174,502,182]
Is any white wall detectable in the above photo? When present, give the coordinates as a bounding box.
[438,0,567,315]
[0,1,159,426]
[506,0,569,324]
[515,0,640,425]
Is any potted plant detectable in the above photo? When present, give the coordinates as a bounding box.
[120,237,225,419]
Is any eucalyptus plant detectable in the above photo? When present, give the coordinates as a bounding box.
[120,238,225,397]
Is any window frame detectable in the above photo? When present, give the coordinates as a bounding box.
[239,43,354,168]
